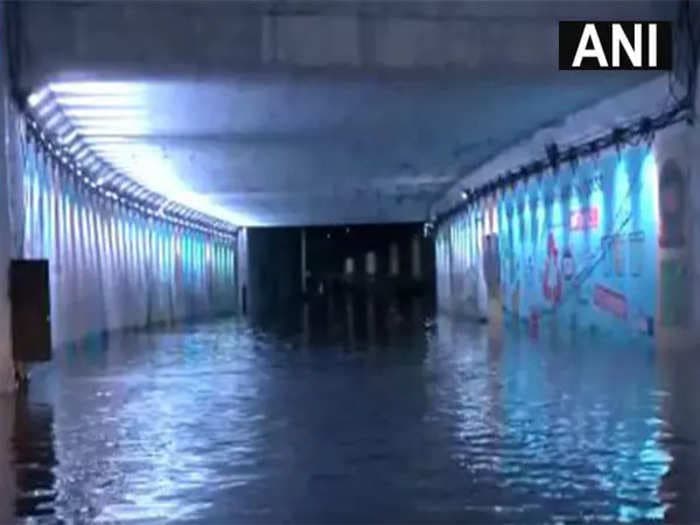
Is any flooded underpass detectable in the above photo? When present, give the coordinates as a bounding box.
[2,297,700,524]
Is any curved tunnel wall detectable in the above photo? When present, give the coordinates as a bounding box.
[8,111,238,347]
[436,144,661,338]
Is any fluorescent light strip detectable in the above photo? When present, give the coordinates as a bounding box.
[27,87,51,108]
[63,109,146,120]
[36,100,59,118]
[75,149,92,162]
[73,128,148,136]
[55,95,143,108]
[68,142,84,154]
[69,115,146,124]
[44,112,66,130]
[84,136,132,143]
[49,81,142,95]
[58,128,79,144]
[26,84,245,229]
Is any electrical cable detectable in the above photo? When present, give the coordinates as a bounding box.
[434,0,698,232]
[434,99,688,230]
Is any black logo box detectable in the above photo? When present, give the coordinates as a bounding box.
[559,21,672,70]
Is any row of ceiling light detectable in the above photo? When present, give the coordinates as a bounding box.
[24,86,239,242]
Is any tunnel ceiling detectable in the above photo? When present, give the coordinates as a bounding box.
[17,1,674,227]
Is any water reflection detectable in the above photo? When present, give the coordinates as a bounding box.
[657,349,700,524]
[0,396,16,523]
[437,319,671,522]
[13,394,57,519]
[1,298,699,523]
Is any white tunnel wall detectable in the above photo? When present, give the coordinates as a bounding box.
[8,110,238,348]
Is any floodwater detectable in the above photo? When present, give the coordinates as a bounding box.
[1,296,699,524]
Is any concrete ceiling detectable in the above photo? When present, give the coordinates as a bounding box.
[16,1,675,226]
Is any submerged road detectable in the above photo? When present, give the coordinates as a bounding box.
[2,297,699,523]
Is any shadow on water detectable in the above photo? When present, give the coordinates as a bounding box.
[1,296,700,523]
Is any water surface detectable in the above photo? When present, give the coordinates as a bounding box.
[2,297,699,523]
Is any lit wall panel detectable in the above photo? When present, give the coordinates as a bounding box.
[435,145,659,338]
[9,113,237,347]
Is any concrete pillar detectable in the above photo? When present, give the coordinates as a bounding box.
[300,228,307,294]
[689,61,700,345]
[654,63,700,350]
[0,2,15,393]
[236,228,248,315]
[389,242,399,276]
[344,257,354,275]
[690,117,700,344]
[301,302,310,348]
[365,251,376,276]
[484,197,503,332]
[366,295,376,344]
[655,126,691,349]
[411,235,421,279]
[345,292,355,345]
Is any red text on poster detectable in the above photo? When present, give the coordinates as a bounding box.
[570,207,599,231]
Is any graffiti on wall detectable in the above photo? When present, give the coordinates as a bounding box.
[501,148,658,335]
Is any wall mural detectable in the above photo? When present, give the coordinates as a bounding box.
[436,145,660,337]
